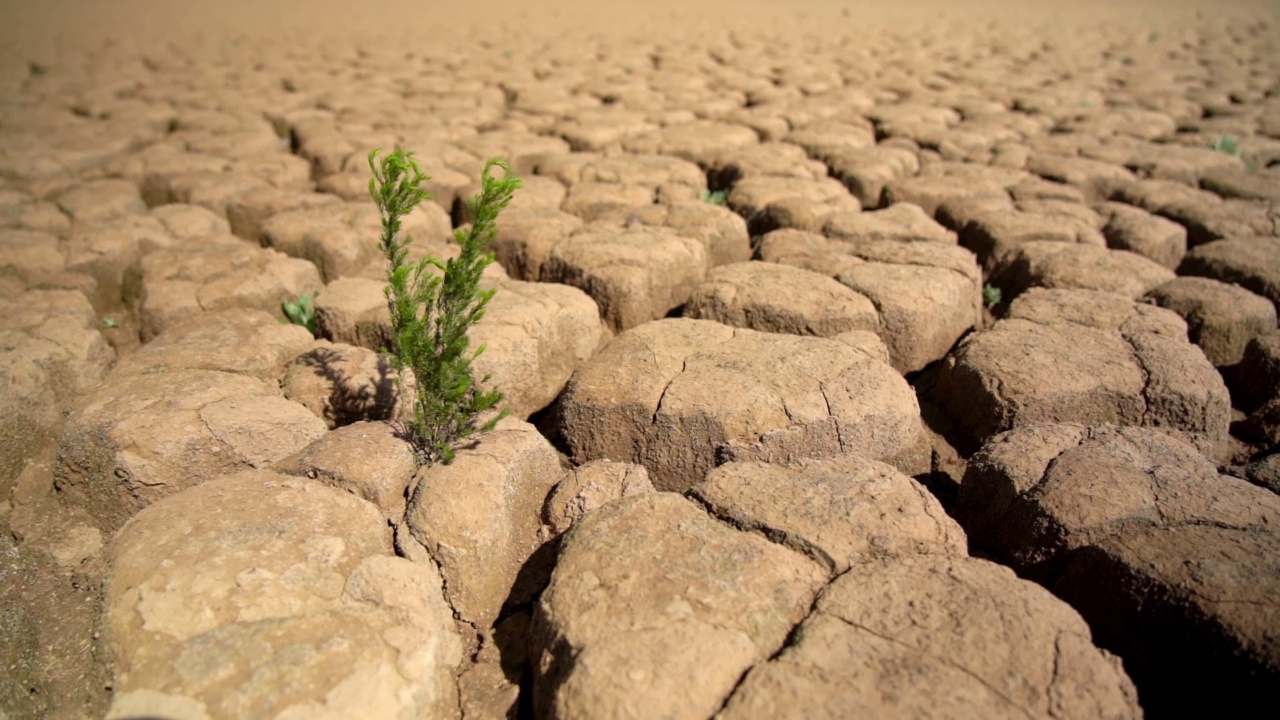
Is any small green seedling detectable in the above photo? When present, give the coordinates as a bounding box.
[282,291,319,336]
[983,284,1003,310]
[102,317,117,329]
[1147,31,1160,42]
[369,147,520,466]
[1213,135,1241,157]
[700,188,729,206]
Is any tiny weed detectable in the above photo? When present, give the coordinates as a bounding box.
[700,188,730,206]
[282,291,319,336]
[503,49,514,59]
[983,284,1003,310]
[102,317,117,329]
[370,147,520,466]
[1147,31,1160,42]
[1213,134,1242,157]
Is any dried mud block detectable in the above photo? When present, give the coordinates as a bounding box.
[1027,152,1136,203]
[823,144,920,208]
[469,278,607,418]
[405,418,567,633]
[556,319,926,492]
[122,235,322,340]
[954,207,1107,274]
[690,456,967,574]
[1200,166,1280,203]
[104,472,462,720]
[1097,201,1188,270]
[554,109,661,152]
[1178,236,1280,313]
[1111,179,1277,247]
[727,175,862,235]
[1146,277,1277,367]
[260,201,452,283]
[938,288,1231,458]
[1233,333,1280,412]
[703,141,830,184]
[882,174,1010,217]
[545,459,654,534]
[989,240,1176,302]
[784,118,877,160]
[0,290,114,488]
[684,261,881,339]
[759,229,981,373]
[531,493,826,720]
[822,202,958,244]
[560,181,653,217]
[577,153,706,192]
[957,424,1280,717]
[225,188,344,242]
[280,341,400,429]
[540,227,709,333]
[273,420,417,522]
[622,120,759,166]
[490,206,584,281]
[53,178,146,224]
[720,555,1141,720]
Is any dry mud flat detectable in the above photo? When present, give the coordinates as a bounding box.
[2,0,1280,718]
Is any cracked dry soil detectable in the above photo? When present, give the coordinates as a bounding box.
[2,1,1279,719]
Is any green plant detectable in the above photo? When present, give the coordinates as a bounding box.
[282,291,318,335]
[700,188,729,206]
[102,317,117,329]
[369,147,520,465]
[983,284,1003,310]
[1213,134,1241,157]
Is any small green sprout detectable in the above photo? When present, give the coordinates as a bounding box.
[1213,135,1241,157]
[700,188,730,206]
[983,284,1003,310]
[102,317,117,329]
[282,291,319,336]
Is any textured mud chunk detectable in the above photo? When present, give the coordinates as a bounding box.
[1178,236,1280,312]
[1097,201,1188,269]
[956,424,1280,717]
[939,288,1230,457]
[104,472,461,720]
[955,207,1107,273]
[956,423,1278,577]
[280,341,400,429]
[123,234,322,340]
[882,174,1010,217]
[556,319,925,492]
[1146,277,1277,367]
[273,421,418,522]
[684,261,881,338]
[623,120,759,166]
[726,175,862,235]
[545,460,655,534]
[822,202,957,244]
[690,456,967,573]
[406,418,567,633]
[260,201,452,282]
[990,240,1176,302]
[759,229,981,373]
[540,228,708,333]
[0,290,114,489]
[719,555,1141,720]
[531,493,826,720]
[1054,525,1280,718]
[54,178,147,224]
